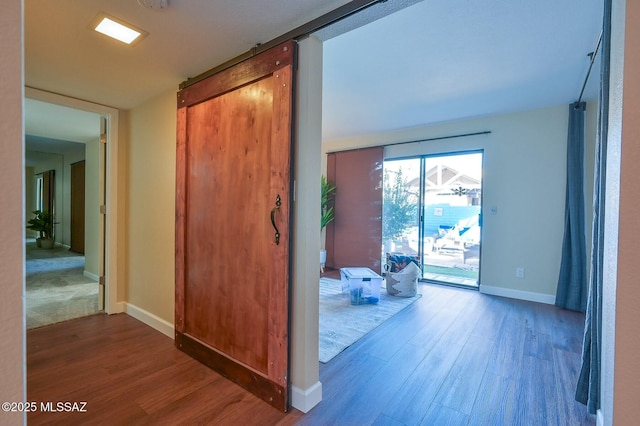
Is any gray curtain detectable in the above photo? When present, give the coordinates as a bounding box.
[555,102,587,312]
[576,0,611,414]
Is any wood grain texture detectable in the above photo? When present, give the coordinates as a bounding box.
[69,161,85,254]
[299,284,595,426]
[267,64,293,391]
[183,76,273,369]
[27,314,297,425]
[177,41,295,108]
[176,331,286,410]
[175,41,294,411]
[174,106,187,333]
[28,283,594,425]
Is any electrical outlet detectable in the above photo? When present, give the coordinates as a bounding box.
[516,267,525,278]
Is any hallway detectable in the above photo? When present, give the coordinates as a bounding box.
[26,239,100,329]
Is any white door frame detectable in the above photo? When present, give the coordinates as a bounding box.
[25,87,122,315]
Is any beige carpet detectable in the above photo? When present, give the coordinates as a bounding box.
[319,277,421,363]
[26,241,100,329]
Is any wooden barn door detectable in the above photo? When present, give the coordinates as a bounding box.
[175,41,295,411]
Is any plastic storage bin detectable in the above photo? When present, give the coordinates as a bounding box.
[340,267,383,305]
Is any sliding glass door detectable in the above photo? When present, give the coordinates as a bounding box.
[382,158,421,259]
[383,151,482,288]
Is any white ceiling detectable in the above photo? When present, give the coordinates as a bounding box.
[24,0,603,144]
[25,98,101,144]
[321,0,603,141]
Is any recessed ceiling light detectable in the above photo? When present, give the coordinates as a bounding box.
[91,13,148,45]
[137,0,169,10]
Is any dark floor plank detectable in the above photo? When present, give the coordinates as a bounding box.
[469,295,506,341]
[523,328,553,360]
[372,413,407,426]
[27,284,595,426]
[27,314,291,426]
[360,285,457,361]
[316,333,440,425]
[553,347,596,426]
[467,372,518,426]
[299,353,386,425]
[380,340,465,425]
[484,300,527,381]
[419,404,469,426]
[432,333,493,415]
[515,355,559,426]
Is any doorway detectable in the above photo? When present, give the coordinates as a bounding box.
[383,151,483,288]
[25,132,101,328]
[25,87,120,314]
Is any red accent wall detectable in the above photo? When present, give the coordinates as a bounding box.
[326,147,383,273]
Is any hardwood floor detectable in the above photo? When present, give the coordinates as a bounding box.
[27,283,594,425]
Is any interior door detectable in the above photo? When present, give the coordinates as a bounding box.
[42,169,55,215]
[175,41,295,411]
[70,161,85,254]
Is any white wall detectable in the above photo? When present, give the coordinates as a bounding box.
[125,89,176,326]
[85,137,101,277]
[291,35,324,412]
[324,102,597,302]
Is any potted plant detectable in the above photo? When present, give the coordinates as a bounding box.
[320,176,336,271]
[383,167,418,253]
[26,210,56,249]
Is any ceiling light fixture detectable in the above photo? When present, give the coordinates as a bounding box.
[91,13,148,45]
[137,0,169,10]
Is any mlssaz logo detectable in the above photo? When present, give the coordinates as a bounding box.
[40,402,88,412]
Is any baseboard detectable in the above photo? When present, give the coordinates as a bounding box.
[109,301,126,315]
[480,285,555,305]
[123,303,321,412]
[123,302,175,339]
[291,381,322,413]
[83,271,99,282]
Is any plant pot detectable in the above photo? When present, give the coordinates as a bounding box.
[38,238,55,249]
[320,249,327,273]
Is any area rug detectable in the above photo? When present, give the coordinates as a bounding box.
[26,242,99,329]
[319,277,421,363]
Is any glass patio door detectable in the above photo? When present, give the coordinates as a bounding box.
[421,152,482,287]
[382,158,422,263]
[382,151,482,288]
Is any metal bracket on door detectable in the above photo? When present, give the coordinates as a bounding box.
[270,194,281,245]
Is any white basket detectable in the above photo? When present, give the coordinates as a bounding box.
[386,261,421,297]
